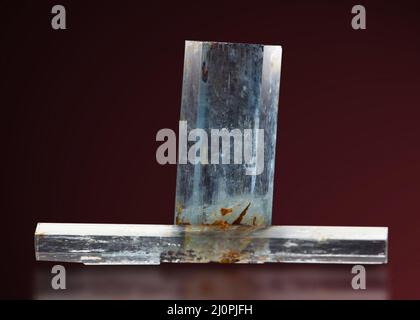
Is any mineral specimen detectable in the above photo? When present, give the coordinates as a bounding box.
[175,41,282,226]
[35,223,388,265]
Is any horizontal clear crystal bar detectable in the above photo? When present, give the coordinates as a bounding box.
[35,223,388,265]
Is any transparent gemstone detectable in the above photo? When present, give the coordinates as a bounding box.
[35,223,388,265]
[175,41,282,226]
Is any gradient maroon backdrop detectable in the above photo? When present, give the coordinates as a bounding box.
[2,0,420,299]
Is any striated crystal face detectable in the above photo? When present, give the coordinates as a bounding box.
[175,41,282,226]
[35,223,388,265]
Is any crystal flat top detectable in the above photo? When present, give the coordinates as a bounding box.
[185,40,282,49]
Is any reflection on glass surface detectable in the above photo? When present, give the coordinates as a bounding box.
[34,263,389,300]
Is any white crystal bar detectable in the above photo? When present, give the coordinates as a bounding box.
[35,223,388,265]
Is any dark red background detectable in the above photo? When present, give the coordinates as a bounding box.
[2,0,420,299]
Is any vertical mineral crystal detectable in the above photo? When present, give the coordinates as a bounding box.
[175,41,282,226]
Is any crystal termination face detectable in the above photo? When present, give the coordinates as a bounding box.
[175,41,282,227]
[35,223,388,265]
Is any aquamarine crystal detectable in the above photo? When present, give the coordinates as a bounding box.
[35,223,388,265]
[33,41,390,267]
[175,41,282,226]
